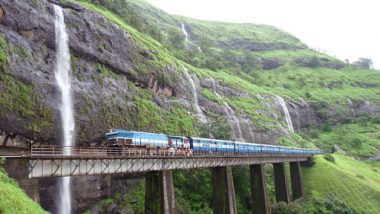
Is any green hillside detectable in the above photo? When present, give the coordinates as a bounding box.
[309,119,380,158]
[69,0,380,213]
[74,0,380,110]
[303,155,380,214]
[0,166,46,214]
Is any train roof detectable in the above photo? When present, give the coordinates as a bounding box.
[168,135,186,139]
[190,137,234,143]
[107,129,167,136]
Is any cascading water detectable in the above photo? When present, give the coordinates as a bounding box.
[54,5,75,214]
[275,95,294,132]
[180,22,202,53]
[180,22,189,41]
[182,66,207,123]
[245,119,255,142]
[211,79,243,140]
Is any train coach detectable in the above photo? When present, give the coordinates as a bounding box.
[105,129,322,155]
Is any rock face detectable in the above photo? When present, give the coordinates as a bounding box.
[0,0,376,146]
[217,39,305,52]
[5,159,141,213]
[0,0,180,144]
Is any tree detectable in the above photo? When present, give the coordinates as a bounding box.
[353,57,373,69]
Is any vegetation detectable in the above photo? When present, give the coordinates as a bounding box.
[353,57,373,69]
[308,116,380,158]
[0,163,47,214]
[303,155,380,213]
[65,1,380,213]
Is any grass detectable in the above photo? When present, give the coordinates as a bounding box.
[309,120,380,158]
[0,171,47,214]
[303,155,380,214]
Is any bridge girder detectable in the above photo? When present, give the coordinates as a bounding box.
[28,156,308,178]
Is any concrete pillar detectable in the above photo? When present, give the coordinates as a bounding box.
[145,170,175,214]
[300,157,314,167]
[250,164,271,214]
[273,163,290,203]
[212,166,237,214]
[290,162,304,200]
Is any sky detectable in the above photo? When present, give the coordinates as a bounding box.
[146,0,380,69]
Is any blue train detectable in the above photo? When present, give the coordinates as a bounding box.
[105,129,322,155]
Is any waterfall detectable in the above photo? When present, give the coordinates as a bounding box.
[54,5,75,214]
[181,22,202,53]
[275,95,294,132]
[180,22,189,41]
[182,66,207,123]
[245,119,255,142]
[211,79,243,140]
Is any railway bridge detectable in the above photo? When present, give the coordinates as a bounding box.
[2,146,316,214]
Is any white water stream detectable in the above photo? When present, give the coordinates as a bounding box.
[245,119,255,142]
[211,79,243,140]
[182,66,207,123]
[276,95,294,132]
[180,22,202,53]
[181,22,189,41]
[54,5,75,214]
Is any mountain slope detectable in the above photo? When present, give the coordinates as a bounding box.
[0,0,379,145]
[303,155,380,214]
[0,170,47,214]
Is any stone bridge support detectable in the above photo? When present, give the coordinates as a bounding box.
[273,162,290,203]
[290,161,304,200]
[145,170,175,214]
[250,164,271,214]
[212,166,237,214]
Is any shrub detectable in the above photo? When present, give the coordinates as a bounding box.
[356,174,364,179]
[272,201,303,214]
[349,137,363,148]
[321,123,332,132]
[324,154,335,163]
[0,157,5,173]
[307,129,320,138]
[324,194,355,214]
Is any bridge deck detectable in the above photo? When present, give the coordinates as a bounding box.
[1,146,313,178]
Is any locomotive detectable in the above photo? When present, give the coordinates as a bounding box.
[105,129,322,155]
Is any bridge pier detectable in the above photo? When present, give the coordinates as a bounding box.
[212,166,237,214]
[300,157,314,167]
[250,164,271,214]
[145,170,175,214]
[273,163,290,203]
[290,162,304,200]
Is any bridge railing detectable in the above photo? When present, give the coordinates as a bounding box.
[30,146,309,159]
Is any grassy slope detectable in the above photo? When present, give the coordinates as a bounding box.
[74,0,380,110]
[0,171,47,214]
[310,120,380,158]
[303,155,380,214]
[69,0,380,212]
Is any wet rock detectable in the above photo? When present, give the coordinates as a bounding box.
[217,39,305,52]
[294,57,320,68]
[0,4,4,22]
[262,58,283,70]
[20,29,35,40]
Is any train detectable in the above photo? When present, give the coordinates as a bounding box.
[105,129,322,155]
